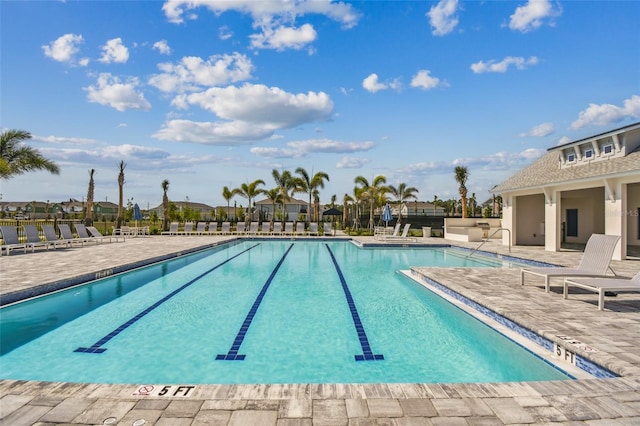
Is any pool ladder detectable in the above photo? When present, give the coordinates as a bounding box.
[466,227,511,258]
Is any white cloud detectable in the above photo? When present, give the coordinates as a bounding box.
[471,56,538,73]
[98,38,129,64]
[251,139,375,159]
[162,0,359,53]
[84,73,151,112]
[427,0,460,36]
[149,53,254,93]
[520,122,554,137]
[556,136,571,146]
[219,25,233,40]
[153,119,275,145]
[153,40,172,55]
[362,73,387,93]
[336,156,370,169]
[42,33,88,65]
[250,23,317,51]
[454,149,546,171]
[571,95,640,129]
[410,70,444,90]
[509,0,559,33]
[32,134,98,145]
[179,83,333,129]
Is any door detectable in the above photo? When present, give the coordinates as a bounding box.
[566,208,578,238]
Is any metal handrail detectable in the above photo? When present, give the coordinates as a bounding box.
[466,227,511,258]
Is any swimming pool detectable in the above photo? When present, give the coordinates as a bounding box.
[0,240,571,384]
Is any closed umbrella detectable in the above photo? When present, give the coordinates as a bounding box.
[382,203,392,228]
[133,203,142,227]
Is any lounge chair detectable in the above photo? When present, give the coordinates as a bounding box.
[323,222,332,236]
[41,224,73,249]
[195,222,206,235]
[384,223,417,242]
[563,272,640,310]
[182,222,194,235]
[284,222,294,235]
[295,222,305,235]
[206,222,218,235]
[0,225,31,255]
[248,222,259,235]
[23,225,53,250]
[261,222,271,235]
[86,226,125,243]
[59,223,91,246]
[381,223,401,240]
[521,234,620,293]
[235,222,246,235]
[272,222,283,235]
[219,222,231,235]
[161,222,179,235]
[308,222,319,236]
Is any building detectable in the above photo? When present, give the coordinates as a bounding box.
[491,122,640,260]
[255,197,308,221]
[149,201,216,220]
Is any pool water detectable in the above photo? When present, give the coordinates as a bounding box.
[0,241,570,384]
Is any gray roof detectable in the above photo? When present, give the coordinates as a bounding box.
[492,145,640,193]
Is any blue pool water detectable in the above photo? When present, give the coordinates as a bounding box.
[0,241,570,384]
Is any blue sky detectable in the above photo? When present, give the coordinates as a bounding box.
[1,0,638,210]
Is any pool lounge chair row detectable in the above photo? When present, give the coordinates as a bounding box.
[521,233,640,310]
[161,221,333,236]
[0,223,124,255]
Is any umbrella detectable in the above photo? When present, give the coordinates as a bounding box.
[133,203,143,227]
[382,203,392,227]
[322,207,343,236]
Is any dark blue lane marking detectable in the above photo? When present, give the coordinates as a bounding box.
[74,243,261,354]
[325,244,384,362]
[217,243,295,361]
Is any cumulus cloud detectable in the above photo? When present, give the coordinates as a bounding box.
[471,56,538,73]
[98,38,129,64]
[162,0,360,51]
[250,23,317,51]
[251,139,375,159]
[571,95,640,129]
[427,0,460,36]
[520,122,555,137]
[509,0,560,33]
[336,156,371,169]
[149,52,254,93]
[410,70,444,90]
[153,40,172,55]
[84,73,151,112]
[362,73,388,93]
[42,33,88,65]
[153,119,275,145]
[219,26,233,40]
[32,135,98,145]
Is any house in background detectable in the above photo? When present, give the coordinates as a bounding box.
[255,197,308,221]
[492,122,640,260]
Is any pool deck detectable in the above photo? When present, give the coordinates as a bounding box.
[1,234,640,425]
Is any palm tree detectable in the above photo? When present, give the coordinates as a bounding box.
[388,182,418,224]
[272,169,294,222]
[84,169,95,226]
[161,179,170,231]
[236,179,266,222]
[0,129,60,179]
[342,193,353,228]
[222,186,239,221]
[354,175,388,230]
[263,188,282,223]
[294,167,330,224]
[433,195,439,216]
[454,166,469,218]
[116,160,126,228]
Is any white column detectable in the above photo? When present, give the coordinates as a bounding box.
[545,189,561,252]
[502,195,514,246]
[604,180,626,260]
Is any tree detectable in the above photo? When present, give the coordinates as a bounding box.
[454,166,469,218]
[117,160,126,228]
[236,179,265,222]
[342,193,353,228]
[222,186,239,222]
[354,175,388,230]
[294,167,330,224]
[0,129,60,179]
[263,188,282,223]
[272,169,294,222]
[161,179,170,231]
[84,169,95,226]
[388,182,418,223]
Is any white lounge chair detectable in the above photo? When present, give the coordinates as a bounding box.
[308,222,319,236]
[564,272,640,310]
[182,222,195,235]
[272,222,283,235]
[219,222,231,235]
[384,223,416,242]
[161,222,179,235]
[248,222,259,235]
[284,222,294,235]
[323,222,332,236]
[41,224,72,249]
[235,222,246,235]
[295,222,305,235]
[86,226,125,243]
[261,222,271,235]
[206,222,218,235]
[58,224,91,247]
[195,222,206,235]
[0,225,32,255]
[521,234,620,293]
[380,223,401,240]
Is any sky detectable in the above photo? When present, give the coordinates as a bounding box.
[1,0,639,210]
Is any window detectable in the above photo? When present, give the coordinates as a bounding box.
[603,144,613,154]
[566,153,576,163]
[584,149,593,159]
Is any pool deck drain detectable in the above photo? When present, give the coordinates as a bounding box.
[1,234,640,424]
